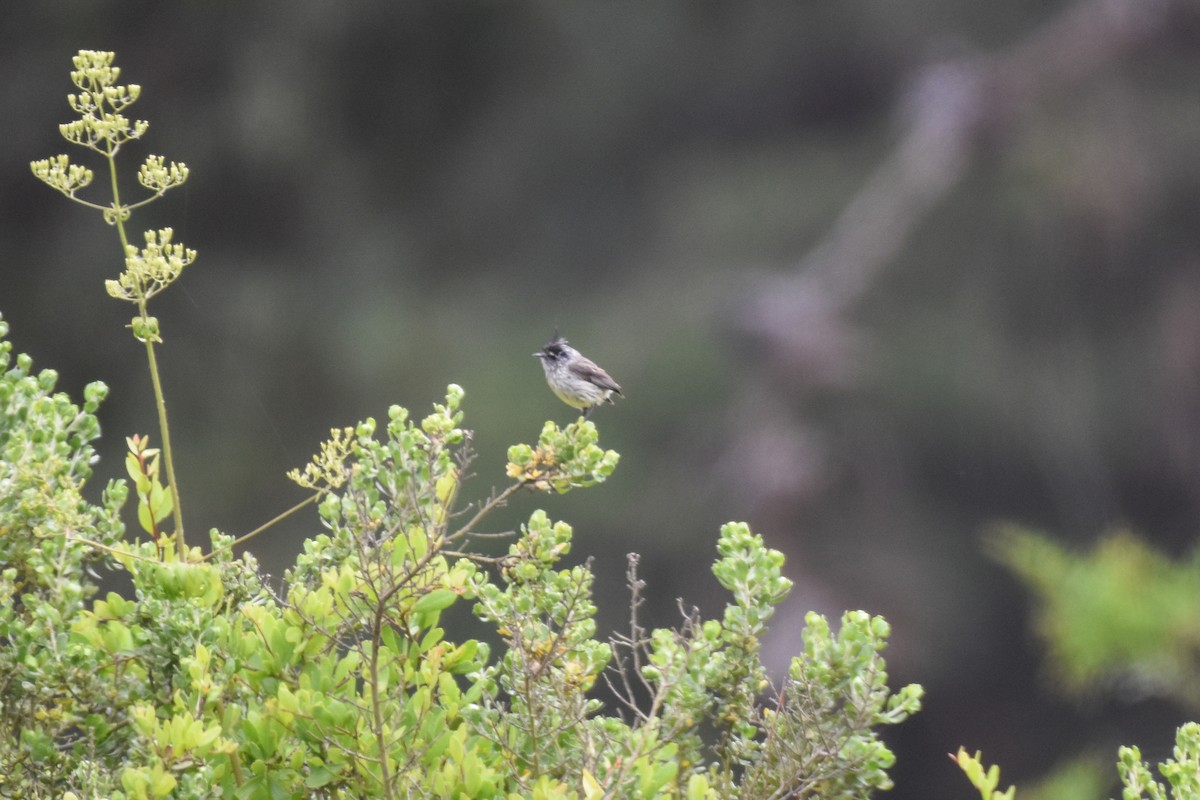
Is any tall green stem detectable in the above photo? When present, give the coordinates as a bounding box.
[107,147,186,558]
[143,331,186,557]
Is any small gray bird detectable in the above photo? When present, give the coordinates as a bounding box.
[534,334,623,418]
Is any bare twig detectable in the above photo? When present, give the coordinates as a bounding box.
[449,480,528,542]
[204,490,324,561]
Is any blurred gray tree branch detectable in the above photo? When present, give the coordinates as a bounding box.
[740,0,1192,364]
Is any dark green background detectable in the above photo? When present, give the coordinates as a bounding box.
[4,2,1199,795]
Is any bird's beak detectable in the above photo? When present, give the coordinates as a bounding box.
[532,352,543,358]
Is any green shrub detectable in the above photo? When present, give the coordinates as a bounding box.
[990,527,1200,710]
[0,318,921,798]
[3,50,924,799]
[954,724,1200,800]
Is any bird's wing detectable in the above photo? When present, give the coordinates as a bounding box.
[570,358,623,396]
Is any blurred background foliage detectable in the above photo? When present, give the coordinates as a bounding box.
[3,2,1199,797]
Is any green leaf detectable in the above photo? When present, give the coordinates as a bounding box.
[413,588,457,615]
[582,770,603,799]
[137,498,155,534]
[304,766,335,788]
[150,480,173,523]
[686,773,712,800]
[126,450,148,490]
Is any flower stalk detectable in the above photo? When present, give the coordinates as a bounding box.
[32,50,193,558]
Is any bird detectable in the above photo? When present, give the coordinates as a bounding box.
[533,334,623,418]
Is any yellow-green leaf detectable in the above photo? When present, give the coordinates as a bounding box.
[413,588,457,615]
[582,770,603,800]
